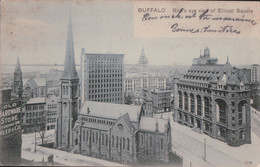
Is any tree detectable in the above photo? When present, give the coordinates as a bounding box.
[37,110,47,145]
[125,94,133,105]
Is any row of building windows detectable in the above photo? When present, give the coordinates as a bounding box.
[47,117,56,123]
[47,104,57,109]
[25,111,44,118]
[139,134,164,150]
[47,110,57,116]
[81,117,115,126]
[89,74,123,78]
[89,79,123,84]
[88,88,123,93]
[26,105,45,111]
[86,57,123,63]
[26,118,44,124]
[89,98,123,103]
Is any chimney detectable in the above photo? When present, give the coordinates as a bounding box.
[87,107,90,114]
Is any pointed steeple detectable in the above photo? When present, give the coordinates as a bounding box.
[15,56,22,73]
[61,6,78,80]
[13,56,23,98]
[138,46,148,65]
[226,56,229,64]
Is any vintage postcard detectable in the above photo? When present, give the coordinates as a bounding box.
[0,0,260,166]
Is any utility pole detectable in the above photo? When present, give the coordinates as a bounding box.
[204,138,206,161]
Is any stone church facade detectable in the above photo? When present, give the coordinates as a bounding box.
[173,47,251,146]
[71,101,172,165]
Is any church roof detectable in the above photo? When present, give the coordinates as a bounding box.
[139,117,168,134]
[34,78,46,87]
[27,97,46,104]
[61,9,78,80]
[80,101,142,122]
[121,113,132,130]
[82,122,111,131]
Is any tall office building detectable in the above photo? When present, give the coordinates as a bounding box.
[251,64,260,82]
[81,49,124,104]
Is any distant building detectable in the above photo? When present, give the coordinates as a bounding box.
[143,89,172,116]
[46,95,59,131]
[23,77,47,99]
[46,69,63,96]
[251,64,260,82]
[12,57,23,99]
[124,73,167,95]
[124,48,167,96]
[71,101,172,165]
[22,97,46,133]
[138,47,149,77]
[0,58,23,165]
[173,47,251,146]
[81,50,124,104]
[192,47,218,65]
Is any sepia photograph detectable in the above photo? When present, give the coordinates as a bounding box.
[0,0,260,166]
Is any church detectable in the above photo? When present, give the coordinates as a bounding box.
[54,9,172,165]
[173,47,251,146]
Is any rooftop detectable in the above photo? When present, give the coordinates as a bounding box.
[139,116,168,133]
[27,97,46,104]
[80,101,142,122]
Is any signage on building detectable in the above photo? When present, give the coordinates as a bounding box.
[0,101,22,137]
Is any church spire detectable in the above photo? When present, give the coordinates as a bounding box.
[15,56,22,73]
[61,6,78,80]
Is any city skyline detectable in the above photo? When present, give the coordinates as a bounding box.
[1,0,260,67]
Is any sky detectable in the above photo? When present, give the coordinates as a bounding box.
[1,0,260,67]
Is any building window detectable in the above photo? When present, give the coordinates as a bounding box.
[83,130,85,141]
[178,91,183,109]
[141,135,143,146]
[216,99,227,124]
[197,95,202,116]
[86,131,89,142]
[96,132,98,144]
[123,138,125,150]
[150,136,152,147]
[238,101,247,125]
[92,132,94,143]
[112,136,114,147]
[184,92,188,110]
[106,135,108,146]
[190,94,195,113]
[204,97,210,119]
[160,138,163,150]
[102,134,104,145]
[116,136,118,148]
[127,138,129,151]
[239,130,245,140]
